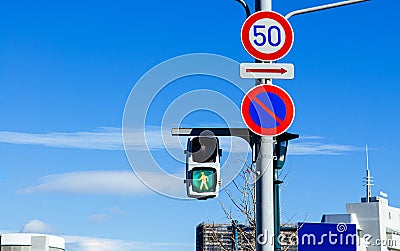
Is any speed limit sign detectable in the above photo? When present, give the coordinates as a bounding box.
[241,11,294,61]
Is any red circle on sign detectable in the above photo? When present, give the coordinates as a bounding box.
[241,85,295,136]
[241,11,294,61]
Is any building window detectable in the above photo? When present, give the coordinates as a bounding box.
[1,246,30,251]
[389,212,391,220]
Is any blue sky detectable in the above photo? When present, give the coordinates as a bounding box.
[1,0,399,250]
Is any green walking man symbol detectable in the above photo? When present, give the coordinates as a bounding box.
[198,172,209,191]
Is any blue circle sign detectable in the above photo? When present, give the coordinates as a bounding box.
[241,84,295,136]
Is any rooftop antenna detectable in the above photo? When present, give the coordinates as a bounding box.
[364,145,373,203]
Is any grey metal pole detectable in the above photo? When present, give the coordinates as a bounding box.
[255,136,275,251]
[255,0,272,14]
[255,1,275,251]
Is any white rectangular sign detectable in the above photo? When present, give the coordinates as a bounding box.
[240,63,294,79]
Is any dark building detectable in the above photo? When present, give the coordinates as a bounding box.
[196,222,298,251]
[196,221,255,251]
[280,224,298,251]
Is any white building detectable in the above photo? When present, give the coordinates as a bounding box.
[320,147,400,251]
[322,196,400,251]
[0,233,65,251]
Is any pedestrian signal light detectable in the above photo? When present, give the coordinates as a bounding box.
[185,136,221,200]
[191,168,217,193]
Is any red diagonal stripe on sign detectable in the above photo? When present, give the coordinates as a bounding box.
[252,97,284,125]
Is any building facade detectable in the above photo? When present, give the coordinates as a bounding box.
[321,196,400,251]
[196,222,298,251]
[196,222,254,251]
[0,233,65,251]
[280,224,298,251]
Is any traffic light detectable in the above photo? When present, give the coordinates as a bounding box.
[273,132,299,251]
[274,140,288,169]
[184,136,222,200]
[274,132,299,169]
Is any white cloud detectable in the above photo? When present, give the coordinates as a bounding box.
[64,235,192,251]
[0,127,361,155]
[88,207,125,223]
[0,127,181,151]
[108,206,125,215]
[19,170,183,196]
[20,219,55,234]
[88,214,109,223]
[289,141,361,155]
[19,171,146,195]
[0,127,124,150]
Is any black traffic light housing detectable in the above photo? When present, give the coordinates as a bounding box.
[274,132,299,169]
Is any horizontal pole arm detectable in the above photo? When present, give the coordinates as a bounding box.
[285,0,370,19]
[172,128,299,144]
[171,128,252,141]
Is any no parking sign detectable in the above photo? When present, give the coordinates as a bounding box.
[241,84,295,136]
